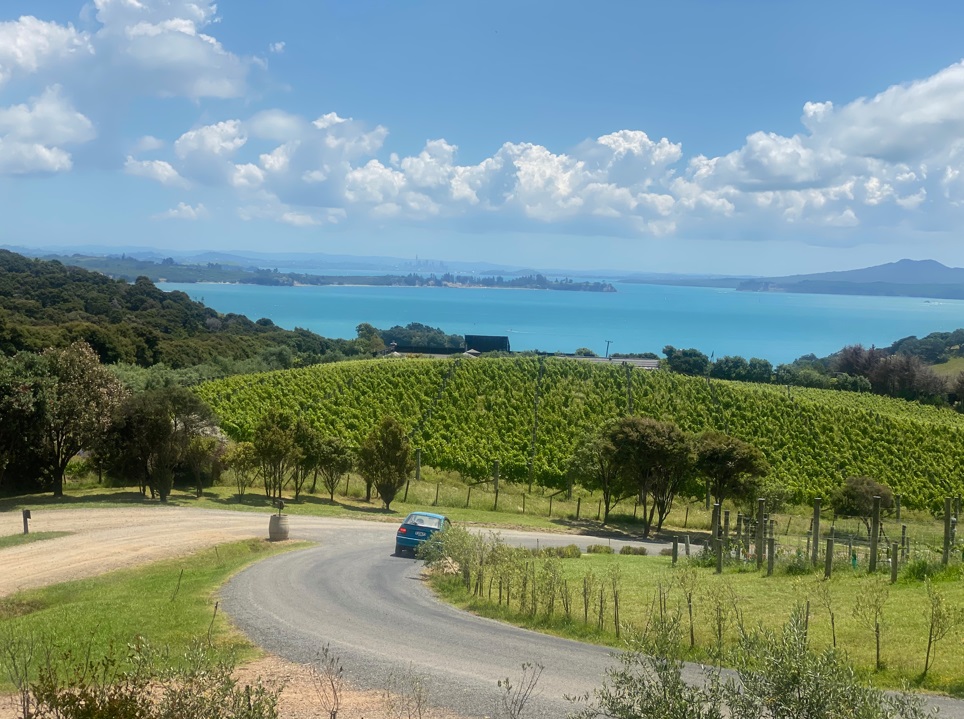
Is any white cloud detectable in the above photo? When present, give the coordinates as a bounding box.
[0,16,92,85]
[0,86,93,175]
[90,0,250,99]
[0,141,72,174]
[152,201,207,220]
[133,135,164,153]
[0,86,94,145]
[231,162,264,189]
[175,120,246,158]
[124,156,187,186]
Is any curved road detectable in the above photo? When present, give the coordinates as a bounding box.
[221,518,959,719]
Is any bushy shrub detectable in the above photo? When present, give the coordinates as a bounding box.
[586,544,614,554]
[537,544,581,559]
[570,606,934,719]
[619,545,648,556]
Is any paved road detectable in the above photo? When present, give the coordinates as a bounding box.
[221,518,959,719]
[220,521,666,718]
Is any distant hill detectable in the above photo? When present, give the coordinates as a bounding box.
[0,250,351,368]
[625,259,964,300]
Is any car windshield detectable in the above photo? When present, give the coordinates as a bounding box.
[405,514,442,529]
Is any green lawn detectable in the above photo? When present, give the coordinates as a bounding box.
[431,551,964,696]
[0,538,307,689]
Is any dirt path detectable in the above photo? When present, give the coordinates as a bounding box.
[0,507,467,719]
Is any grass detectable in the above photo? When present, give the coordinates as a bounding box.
[0,538,308,689]
[929,356,964,378]
[0,531,71,549]
[430,551,964,696]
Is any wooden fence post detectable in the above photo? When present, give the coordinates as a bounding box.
[943,496,953,566]
[811,497,821,567]
[869,495,881,572]
[756,498,765,570]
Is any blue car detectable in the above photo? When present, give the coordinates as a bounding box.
[395,511,451,555]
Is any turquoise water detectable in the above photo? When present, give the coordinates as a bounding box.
[159,281,964,365]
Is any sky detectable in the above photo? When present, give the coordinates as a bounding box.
[3,1,964,275]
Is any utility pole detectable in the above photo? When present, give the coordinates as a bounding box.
[604,339,612,358]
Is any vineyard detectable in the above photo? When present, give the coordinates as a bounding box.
[196,357,964,508]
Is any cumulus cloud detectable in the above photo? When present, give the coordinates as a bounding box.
[152,202,207,220]
[0,15,92,85]
[90,0,250,99]
[9,0,964,244]
[0,85,94,175]
[124,156,187,186]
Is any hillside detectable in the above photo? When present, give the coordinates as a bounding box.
[197,356,964,508]
[626,259,964,300]
[0,250,349,368]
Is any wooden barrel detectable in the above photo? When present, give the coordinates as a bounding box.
[268,514,289,541]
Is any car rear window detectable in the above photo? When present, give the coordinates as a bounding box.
[405,514,442,529]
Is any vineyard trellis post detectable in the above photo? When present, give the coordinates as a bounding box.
[890,542,899,584]
[943,496,953,566]
[811,497,821,567]
[870,495,881,572]
[755,498,765,570]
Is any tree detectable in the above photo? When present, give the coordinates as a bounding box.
[36,342,127,496]
[695,431,769,507]
[662,346,710,376]
[316,436,353,501]
[224,441,258,501]
[608,416,693,537]
[0,352,44,493]
[103,386,215,502]
[184,434,224,498]
[830,475,894,536]
[357,416,414,510]
[253,408,301,500]
[745,357,773,384]
[291,419,324,501]
[568,426,635,523]
[709,355,749,381]
[355,323,386,355]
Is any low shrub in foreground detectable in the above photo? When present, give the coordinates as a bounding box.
[619,545,648,556]
[568,607,935,719]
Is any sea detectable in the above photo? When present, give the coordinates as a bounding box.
[157,280,964,365]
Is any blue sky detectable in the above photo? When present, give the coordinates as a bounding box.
[3,1,964,274]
